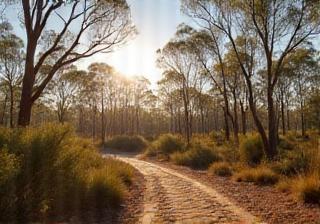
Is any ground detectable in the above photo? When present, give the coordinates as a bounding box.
[119,157,258,224]
[110,153,320,224]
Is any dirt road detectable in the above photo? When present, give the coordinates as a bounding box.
[120,157,261,224]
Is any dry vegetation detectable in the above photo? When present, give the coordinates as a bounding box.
[0,124,134,223]
[144,130,320,205]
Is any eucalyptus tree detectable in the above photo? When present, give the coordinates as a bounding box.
[190,28,233,141]
[157,25,203,143]
[0,21,24,127]
[88,63,115,143]
[282,48,319,136]
[183,0,320,159]
[3,0,136,126]
[46,65,86,123]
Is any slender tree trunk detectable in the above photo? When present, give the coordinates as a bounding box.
[1,93,8,125]
[245,76,270,158]
[281,95,286,135]
[240,101,247,135]
[9,85,14,128]
[92,103,97,140]
[301,100,306,137]
[200,107,205,133]
[267,86,278,159]
[286,98,290,131]
[232,90,239,146]
[101,91,105,145]
[223,107,230,141]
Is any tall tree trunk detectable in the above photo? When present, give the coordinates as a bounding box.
[240,101,247,135]
[232,90,239,146]
[286,98,290,131]
[136,106,140,135]
[267,87,278,159]
[18,40,37,126]
[281,94,286,135]
[1,93,8,125]
[223,107,230,141]
[200,107,205,133]
[92,103,97,140]
[9,85,14,128]
[245,76,270,159]
[101,91,105,145]
[301,100,306,137]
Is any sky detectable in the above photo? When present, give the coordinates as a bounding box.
[78,0,191,87]
[4,1,319,89]
[5,0,190,88]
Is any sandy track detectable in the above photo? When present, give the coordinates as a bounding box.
[120,157,260,224]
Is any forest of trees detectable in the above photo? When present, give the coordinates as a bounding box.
[0,0,320,222]
[0,0,319,155]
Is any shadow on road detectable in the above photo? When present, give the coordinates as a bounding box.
[101,148,142,158]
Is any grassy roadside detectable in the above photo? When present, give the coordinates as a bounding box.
[0,124,135,223]
[141,131,320,205]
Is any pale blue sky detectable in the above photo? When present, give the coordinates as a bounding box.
[5,0,190,88]
[4,1,319,88]
[80,0,191,87]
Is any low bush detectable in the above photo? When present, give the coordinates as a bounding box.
[0,127,10,148]
[234,167,279,186]
[170,144,221,170]
[0,148,20,220]
[104,135,148,152]
[276,178,292,192]
[208,162,233,177]
[292,174,320,204]
[217,145,239,163]
[278,137,294,151]
[209,131,225,146]
[240,135,264,166]
[0,124,134,223]
[145,134,184,157]
[273,149,312,176]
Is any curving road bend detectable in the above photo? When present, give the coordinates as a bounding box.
[119,157,261,224]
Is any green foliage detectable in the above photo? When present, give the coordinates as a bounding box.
[170,143,221,170]
[208,162,233,177]
[240,135,264,166]
[273,149,312,176]
[0,127,11,148]
[0,148,20,219]
[0,124,134,222]
[306,90,320,131]
[278,137,294,151]
[234,167,279,186]
[145,134,184,157]
[209,131,225,146]
[104,135,148,152]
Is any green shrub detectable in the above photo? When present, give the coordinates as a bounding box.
[234,167,279,186]
[86,167,125,210]
[145,134,184,157]
[209,162,233,177]
[273,149,312,176]
[170,144,221,170]
[0,148,20,219]
[217,145,239,163]
[0,124,134,222]
[240,135,264,166]
[0,128,10,148]
[104,135,148,152]
[210,131,225,146]
[278,137,294,151]
[292,175,320,204]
